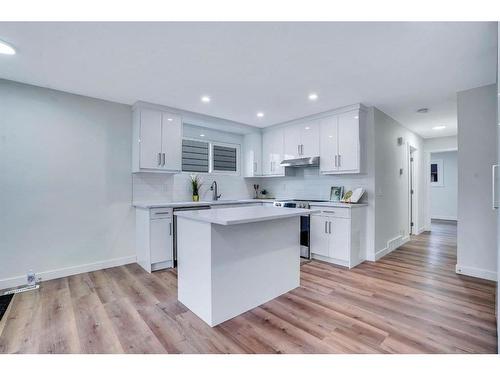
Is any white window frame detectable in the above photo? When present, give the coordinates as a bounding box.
[210,141,241,176]
[181,138,240,176]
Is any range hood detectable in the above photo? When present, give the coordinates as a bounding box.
[280,156,320,168]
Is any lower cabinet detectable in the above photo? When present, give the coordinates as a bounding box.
[136,207,173,272]
[310,206,366,268]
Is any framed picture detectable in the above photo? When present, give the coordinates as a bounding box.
[430,159,444,187]
[330,186,344,202]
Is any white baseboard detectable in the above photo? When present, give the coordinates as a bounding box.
[0,255,137,290]
[455,264,497,281]
[431,215,457,221]
[370,234,410,261]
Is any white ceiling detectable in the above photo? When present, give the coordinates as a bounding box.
[0,22,496,138]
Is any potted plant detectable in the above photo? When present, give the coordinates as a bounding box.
[190,174,203,202]
[260,189,268,198]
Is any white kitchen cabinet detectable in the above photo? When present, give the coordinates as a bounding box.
[309,205,367,268]
[243,133,262,177]
[283,121,319,159]
[132,105,182,173]
[262,128,285,176]
[136,207,173,272]
[310,214,330,257]
[319,108,365,174]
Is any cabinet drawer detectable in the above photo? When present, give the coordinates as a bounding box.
[150,207,173,219]
[311,206,351,219]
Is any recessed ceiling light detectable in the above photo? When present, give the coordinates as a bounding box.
[417,108,429,114]
[201,96,211,103]
[305,126,310,130]
[308,93,318,101]
[200,134,205,137]
[256,112,264,118]
[432,126,446,130]
[0,40,16,55]
[167,118,173,122]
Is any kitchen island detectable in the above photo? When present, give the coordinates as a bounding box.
[174,205,318,327]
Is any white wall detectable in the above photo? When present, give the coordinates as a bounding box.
[133,123,257,202]
[373,108,425,260]
[0,79,135,289]
[424,135,458,152]
[457,84,497,281]
[430,151,457,220]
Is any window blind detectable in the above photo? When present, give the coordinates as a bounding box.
[182,139,209,173]
[213,145,237,172]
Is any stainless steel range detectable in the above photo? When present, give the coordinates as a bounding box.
[272,199,328,259]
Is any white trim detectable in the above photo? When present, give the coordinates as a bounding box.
[371,234,411,261]
[431,215,458,221]
[0,255,136,290]
[455,264,497,281]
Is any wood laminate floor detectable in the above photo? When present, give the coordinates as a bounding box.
[0,220,497,353]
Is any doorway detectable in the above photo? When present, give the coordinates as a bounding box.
[409,146,416,235]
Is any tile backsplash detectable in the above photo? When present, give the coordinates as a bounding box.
[133,168,370,203]
[132,172,258,202]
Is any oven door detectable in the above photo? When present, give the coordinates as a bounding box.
[300,215,310,259]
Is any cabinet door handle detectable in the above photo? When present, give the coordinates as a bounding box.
[324,221,328,234]
[169,222,172,235]
[298,145,300,155]
[338,154,341,167]
[301,144,304,155]
[158,152,162,166]
[329,221,332,234]
[253,162,257,173]
[162,153,166,166]
[334,155,338,167]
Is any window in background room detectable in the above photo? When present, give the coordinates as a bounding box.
[430,159,444,186]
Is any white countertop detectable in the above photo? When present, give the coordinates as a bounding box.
[133,198,368,209]
[133,198,274,209]
[174,206,319,225]
[309,202,368,208]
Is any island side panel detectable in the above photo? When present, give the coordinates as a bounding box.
[210,216,300,326]
[176,217,213,325]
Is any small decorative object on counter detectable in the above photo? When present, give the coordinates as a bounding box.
[260,189,268,198]
[330,186,344,202]
[190,174,203,202]
[342,187,364,203]
[253,184,260,199]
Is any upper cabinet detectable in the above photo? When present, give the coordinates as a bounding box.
[319,108,365,174]
[243,133,262,177]
[132,106,182,173]
[283,120,320,159]
[262,128,285,176]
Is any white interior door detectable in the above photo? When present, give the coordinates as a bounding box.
[139,109,163,169]
[337,110,360,172]
[310,215,330,257]
[161,113,182,171]
[319,115,338,173]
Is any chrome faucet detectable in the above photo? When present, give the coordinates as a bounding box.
[210,180,222,201]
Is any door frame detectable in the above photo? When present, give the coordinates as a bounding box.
[423,147,458,231]
[408,145,417,235]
